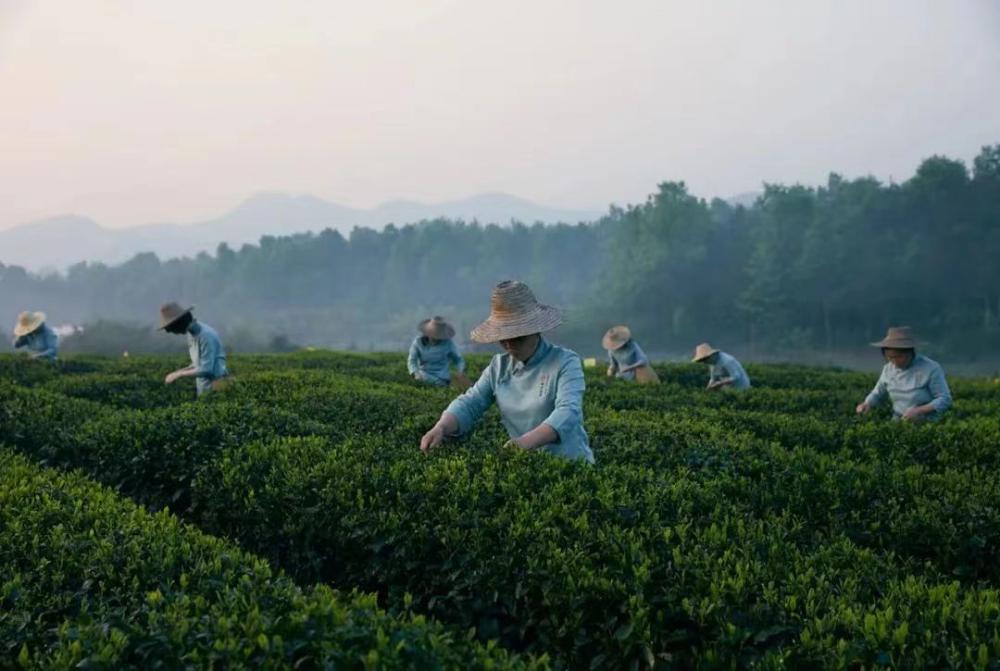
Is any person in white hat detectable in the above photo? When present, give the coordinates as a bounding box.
[11,311,58,361]
[419,280,594,463]
[158,302,229,397]
[855,326,952,422]
[407,316,467,387]
[692,343,750,391]
[602,325,658,383]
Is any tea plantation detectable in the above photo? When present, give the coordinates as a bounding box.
[3,351,1000,669]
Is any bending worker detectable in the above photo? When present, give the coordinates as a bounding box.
[603,325,658,383]
[12,311,58,361]
[419,280,594,463]
[856,326,952,422]
[159,302,230,397]
[407,316,466,386]
[693,342,750,391]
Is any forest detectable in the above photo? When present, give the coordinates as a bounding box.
[2,146,997,362]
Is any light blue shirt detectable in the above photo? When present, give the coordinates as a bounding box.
[13,323,58,360]
[710,352,750,390]
[445,338,594,463]
[607,339,649,380]
[407,336,465,386]
[187,321,228,396]
[864,354,952,420]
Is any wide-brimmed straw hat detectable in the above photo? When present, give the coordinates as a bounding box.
[13,311,46,337]
[470,280,563,343]
[870,326,922,349]
[691,342,720,362]
[158,302,194,330]
[419,316,455,340]
[602,325,632,350]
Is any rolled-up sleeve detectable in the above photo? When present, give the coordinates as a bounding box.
[864,370,888,408]
[448,341,466,373]
[195,335,220,377]
[543,355,585,440]
[444,364,495,435]
[927,365,953,414]
[407,338,420,375]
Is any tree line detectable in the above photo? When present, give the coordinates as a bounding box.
[1,145,997,360]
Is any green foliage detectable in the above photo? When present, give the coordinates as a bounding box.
[5,146,1000,357]
[3,351,1000,668]
[0,450,539,670]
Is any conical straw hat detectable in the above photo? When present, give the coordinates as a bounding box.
[870,326,922,349]
[469,281,563,343]
[419,316,456,340]
[158,302,194,330]
[602,325,632,350]
[691,342,719,362]
[13,311,45,337]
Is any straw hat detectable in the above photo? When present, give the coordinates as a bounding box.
[419,316,455,340]
[870,326,921,349]
[691,342,720,362]
[158,302,194,330]
[13,311,45,337]
[470,280,563,343]
[602,325,632,350]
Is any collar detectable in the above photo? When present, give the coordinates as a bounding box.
[512,337,552,374]
[892,354,921,372]
[187,321,202,336]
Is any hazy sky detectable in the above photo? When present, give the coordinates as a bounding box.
[1,0,998,229]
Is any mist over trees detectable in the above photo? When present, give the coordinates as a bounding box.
[2,146,998,360]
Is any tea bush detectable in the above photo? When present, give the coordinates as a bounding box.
[0,449,538,670]
[3,351,1000,668]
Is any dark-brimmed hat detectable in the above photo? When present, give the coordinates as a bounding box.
[419,316,456,340]
[870,326,922,349]
[602,325,632,350]
[158,302,194,330]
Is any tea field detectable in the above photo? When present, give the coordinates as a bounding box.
[3,351,1000,669]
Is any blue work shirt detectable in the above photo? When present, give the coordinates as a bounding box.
[445,338,594,463]
[864,354,952,420]
[710,352,750,390]
[13,324,59,360]
[607,339,649,380]
[407,336,465,386]
[187,321,228,396]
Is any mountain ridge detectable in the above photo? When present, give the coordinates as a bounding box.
[0,192,603,272]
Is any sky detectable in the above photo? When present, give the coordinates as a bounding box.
[1,0,998,230]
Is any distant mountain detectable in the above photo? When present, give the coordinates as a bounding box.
[0,193,602,271]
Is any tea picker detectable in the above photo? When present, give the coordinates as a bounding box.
[603,325,659,383]
[407,316,469,388]
[855,326,952,422]
[419,280,594,463]
[692,343,750,391]
[158,302,231,397]
[11,311,59,361]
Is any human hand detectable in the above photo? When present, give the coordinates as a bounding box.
[901,407,924,422]
[420,424,446,454]
[164,372,179,385]
[855,402,870,415]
